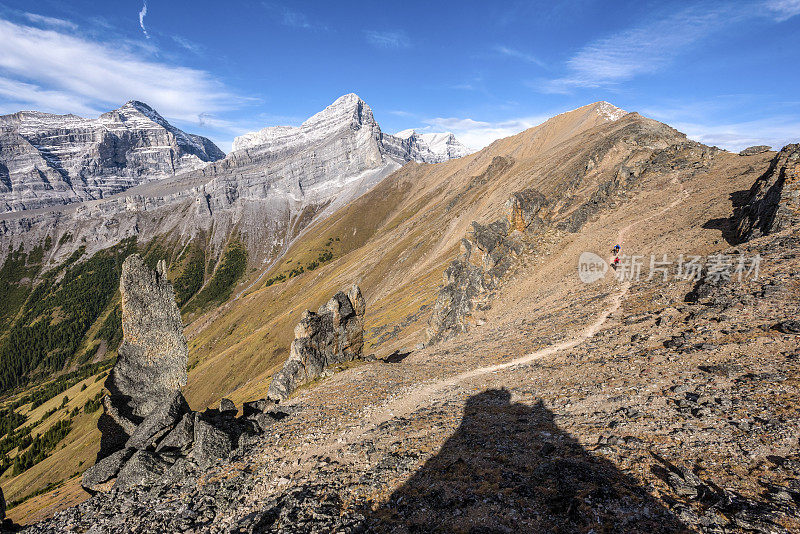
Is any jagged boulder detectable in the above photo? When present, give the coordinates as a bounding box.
[125,391,191,450]
[267,285,365,402]
[190,416,234,467]
[99,254,188,458]
[735,144,800,241]
[115,450,172,490]
[81,448,135,494]
[155,412,195,453]
[426,240,490,344]
[219,398,237,415]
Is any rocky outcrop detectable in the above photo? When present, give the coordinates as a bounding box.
[734,144,800,242]
[98,255,188,457]
[427,188,547,343]
[739,145,771,156]
[267,285,365,402]
[0,101,224,212]
[82,258,292,493]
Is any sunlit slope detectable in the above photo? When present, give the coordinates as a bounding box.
[181,105,683,408]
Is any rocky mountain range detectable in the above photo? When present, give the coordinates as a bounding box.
[0,101,224,213]
[394,129,471,162]
[1,96,798,533]
[0,94,467,271]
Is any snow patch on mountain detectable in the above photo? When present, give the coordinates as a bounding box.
[395,129,470,162]
[594,101,627,122]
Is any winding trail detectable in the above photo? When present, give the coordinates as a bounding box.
[300,187,692,460]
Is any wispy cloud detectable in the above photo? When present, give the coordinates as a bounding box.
[0,18,247,125]
[642,99,800,152]
[138,1,149,39]
[22,12,77,30]
[364,30,410,49]
[422,114,548,150]
[540,2,800,94]
[0,78,102,116]
[671,118,800,153]
[281,8,311,29]
[766,0,800,21]
[262,3,325,31]
[172,35,203,54]
[493,45,544,66]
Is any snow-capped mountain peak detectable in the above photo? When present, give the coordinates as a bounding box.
[593,101,627,121]
[394,129,471,162]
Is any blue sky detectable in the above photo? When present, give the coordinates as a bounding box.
[0,1,798,152]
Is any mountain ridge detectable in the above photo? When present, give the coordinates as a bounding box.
[0,102,225,213]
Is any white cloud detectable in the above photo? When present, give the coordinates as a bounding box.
[494,45,544,66]
[640,100,800,152]
[663,118,799,153]
[261,3,326,31]
[364,30,410,49]
[22,12,77,30]
[766,0,800,21]
[541,2,800,93]
[172,35,203,54]
[0,78,102,116]
[138,1,149,39]
[282,9,311,29]
[0,18,246,125]
[542,6,726,93]
[422,114,548,150]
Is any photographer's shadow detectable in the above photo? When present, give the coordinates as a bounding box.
[370,389,688,533]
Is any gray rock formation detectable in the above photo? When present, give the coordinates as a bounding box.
[739,145,772,156]
[0,101,224,212]
[190,416,233,468]
[124,391,191,450]
[99,254,188,457]
[735,144,800,241]
[115,450,172,490]
[427,188,548,344]
[81,253,297,493]
[267,285,365,402]
[81,448,135,493]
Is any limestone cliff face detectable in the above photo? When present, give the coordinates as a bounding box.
[0,101,224,212]
[735,144,800,241]
[99,255,187,456]
[268,285,365,402]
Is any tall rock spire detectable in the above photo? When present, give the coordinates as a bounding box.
[97,254,188,458]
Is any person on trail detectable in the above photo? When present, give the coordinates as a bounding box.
[612,244,620,256]
[612,256,620,270]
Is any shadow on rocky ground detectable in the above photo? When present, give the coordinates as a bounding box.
[383,350,412,364]
[702,189,753,246]
[369,389,690,533]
